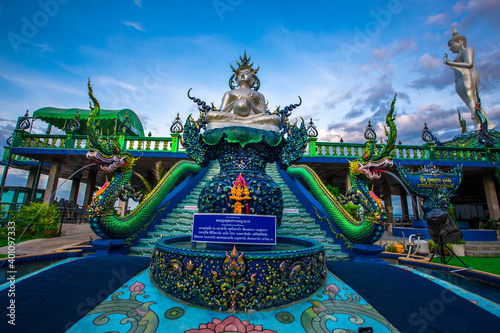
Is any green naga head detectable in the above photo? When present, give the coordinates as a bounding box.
[86,79,137,173]
[350,95,397,180]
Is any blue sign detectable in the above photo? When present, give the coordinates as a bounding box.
[192,213,276,245]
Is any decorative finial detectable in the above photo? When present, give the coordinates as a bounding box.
[364,120,377,142]
[170,112,184,134]
[67,111,81,132]
[422,123,433,143]
[306,118,318,138]
[119,112,132,133]
[18,110,31,131]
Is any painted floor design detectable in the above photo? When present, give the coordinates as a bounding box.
[397,265,500,318]
[66,269,399,333]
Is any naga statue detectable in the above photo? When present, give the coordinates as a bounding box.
[85,80,201,245]
[286,96,397,244]
[85,49,396,250]
[184,52,306,226]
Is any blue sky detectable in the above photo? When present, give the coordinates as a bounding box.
[1,0,500,193]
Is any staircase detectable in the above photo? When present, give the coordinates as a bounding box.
[129,161,221,256]
[129,162,349,261]
[267,164,349,261]
[464,241,500,257]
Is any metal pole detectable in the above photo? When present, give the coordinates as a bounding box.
[30,161,43,202]
[0,152,12,187]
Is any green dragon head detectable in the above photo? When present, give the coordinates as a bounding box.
[86,79,137,173]
[350,95,397,180]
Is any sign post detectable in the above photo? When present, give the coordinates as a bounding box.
[192,213,277,246]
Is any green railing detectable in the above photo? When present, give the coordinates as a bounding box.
[6,131,183,155]
[4,131,500,164]
[123,133,182,153]
[308,139,500,163]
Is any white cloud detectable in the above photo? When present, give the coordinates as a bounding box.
[373,38,417,60]
[133,0,142,8]
[32,43,53,53]
[96,76,137,91]
[419,53,441,71]
[427,13,448,26]
[122,21,146,32]
[422,32,440,41]
[452,1,468,15]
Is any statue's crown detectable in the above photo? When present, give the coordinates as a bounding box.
[230,51,260,75]
[449,26,467,47]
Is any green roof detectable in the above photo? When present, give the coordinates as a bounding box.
[33,107,145,137]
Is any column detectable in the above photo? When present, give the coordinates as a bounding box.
[43,160,61,204]
[400,189,409,222]
[382,179,393,224]
[483,174,500,220]
[117,199,128,217]
[345,167,352,191]
[0,151,12,187]
[26,166,38,188]
[29,161,43,201]
[69,177,81,203]
[84,169,97,206]
[418,197,425,219]
[410,195,420,220]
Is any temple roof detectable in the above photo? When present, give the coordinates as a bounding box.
[33,107,145,137]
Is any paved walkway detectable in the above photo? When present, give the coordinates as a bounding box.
[0,224,96,256]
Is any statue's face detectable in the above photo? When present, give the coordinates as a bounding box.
[236,69,254,86]
[448,41,462,54]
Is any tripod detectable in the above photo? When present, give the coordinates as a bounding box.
[429,236,468,267]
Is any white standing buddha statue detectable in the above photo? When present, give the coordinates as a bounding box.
[443,27,496,130]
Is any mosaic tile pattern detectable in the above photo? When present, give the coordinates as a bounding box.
[66,270,399,333]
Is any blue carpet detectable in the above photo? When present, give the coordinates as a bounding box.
[326,261,500,333]
[0,256,150,333]
[2,257,500,333]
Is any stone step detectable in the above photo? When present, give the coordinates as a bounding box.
[464,244,500,251]
[463,250,500,258]
[280,223,317,230]
[155,225,192,234]
[148,231,190,239]
[161,217,193,223]
[465,241,500,245]
[129,246,154,256]
[281,216,315,222]
[325,253,350,261]
[170,208,199,215]
[177,203,198,209]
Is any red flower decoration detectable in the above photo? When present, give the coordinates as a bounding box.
[129,281,145,292]
[325,283,339,295]
[186,315,277,333]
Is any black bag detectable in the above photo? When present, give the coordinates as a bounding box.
[426,208,463,244]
